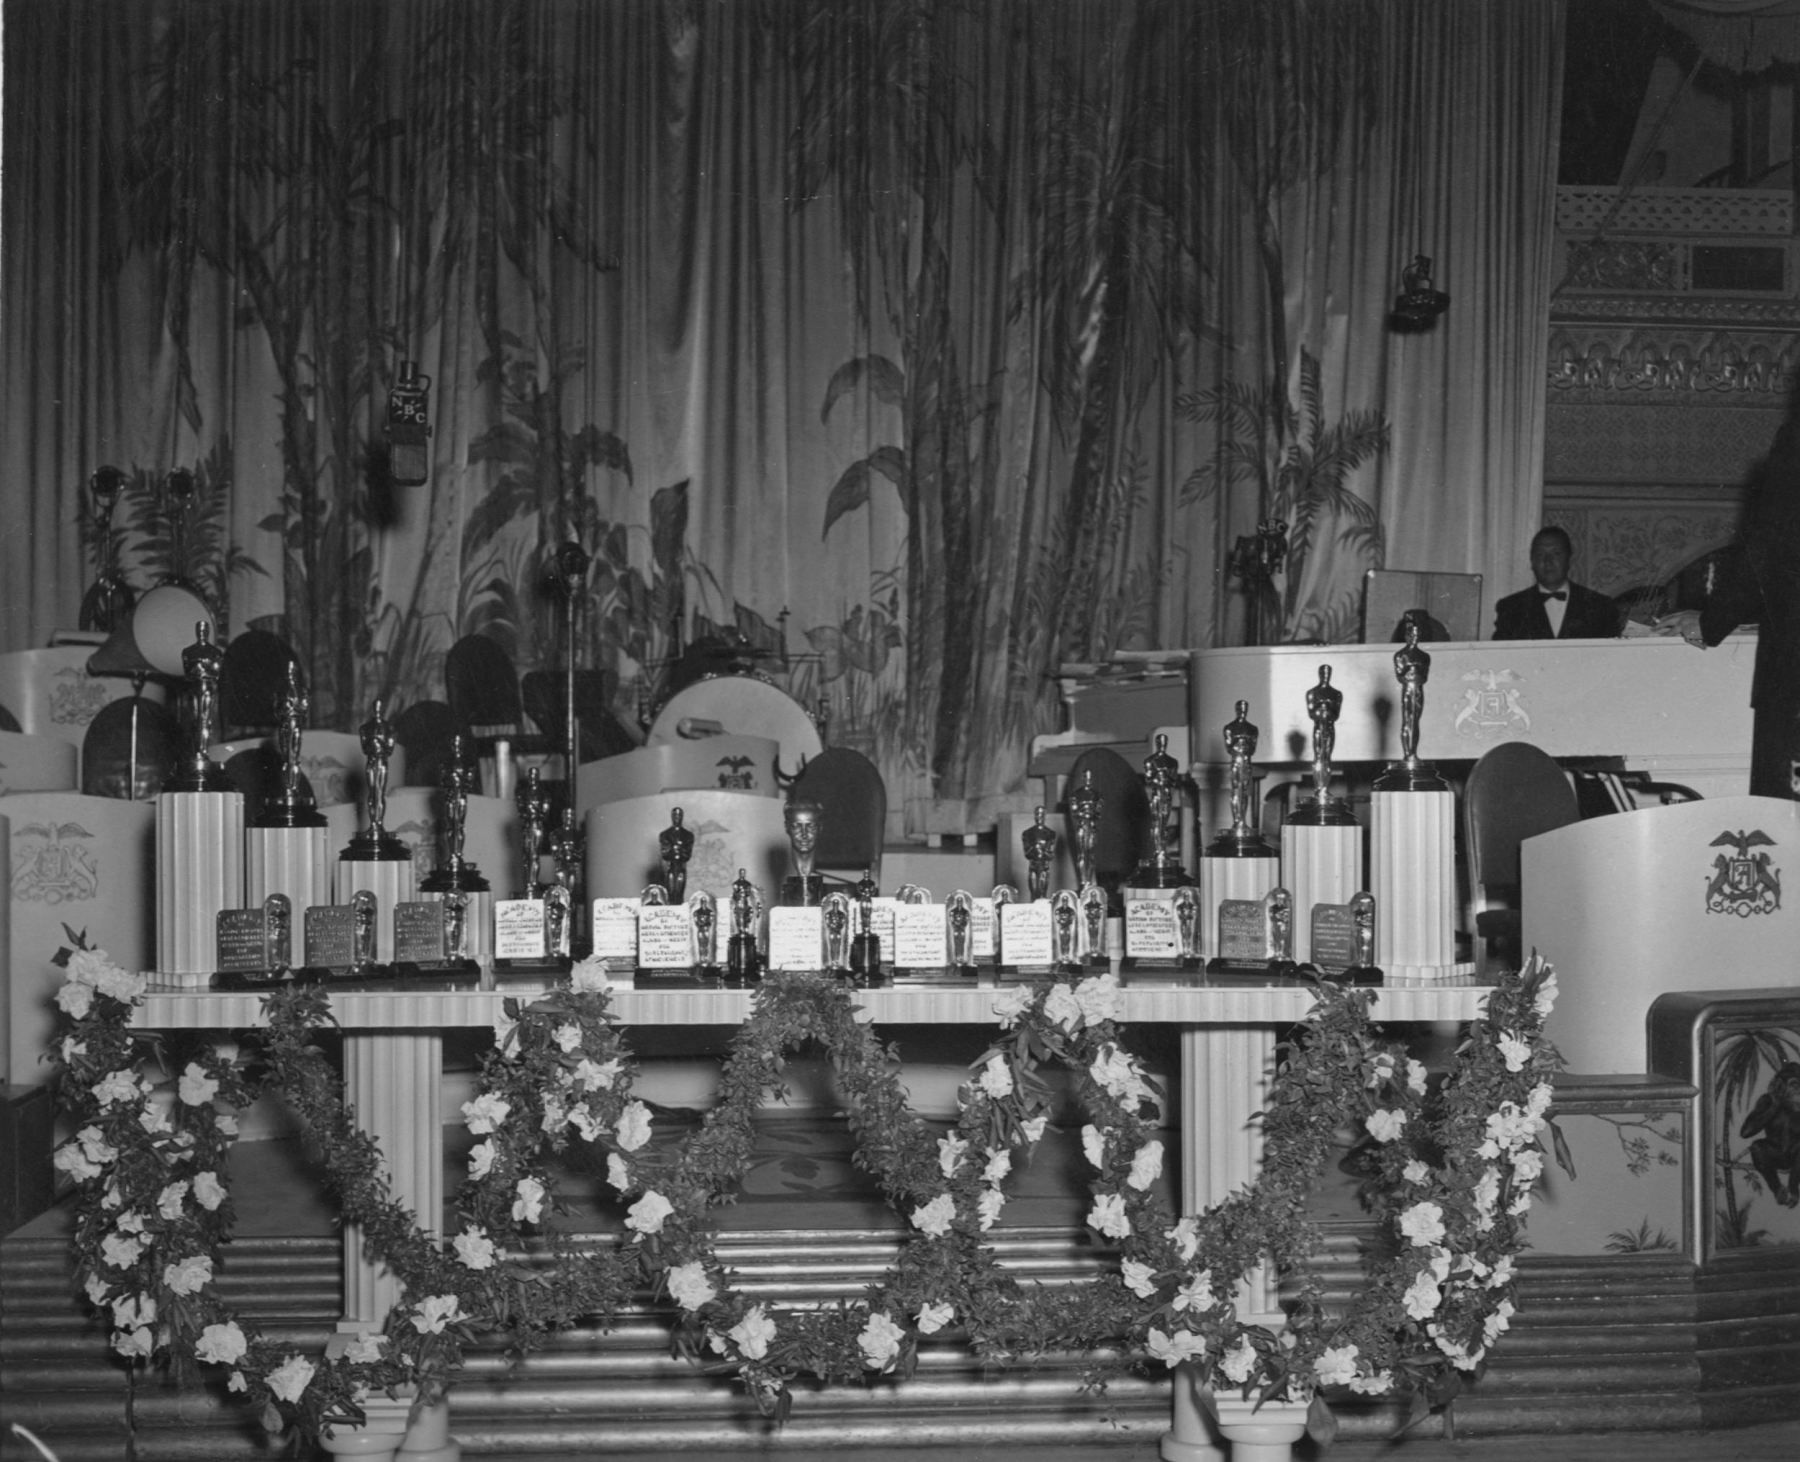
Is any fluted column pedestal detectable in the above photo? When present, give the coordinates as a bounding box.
[1197,857,1279,961]
[1279,823,1360,964]
[1370,789,1472,980]
[337,859,418,964]
[156,791,244,987]
[247,825,331,930]
[340,1031,443,1331]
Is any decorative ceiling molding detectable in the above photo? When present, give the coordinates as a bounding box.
[1557,185,1792,237]
[1548,326,1798,396]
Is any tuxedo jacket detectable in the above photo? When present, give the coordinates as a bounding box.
[1491,581,1622,641]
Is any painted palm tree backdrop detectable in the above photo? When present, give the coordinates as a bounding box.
[2,0,1561,826]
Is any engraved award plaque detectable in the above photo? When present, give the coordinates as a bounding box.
[213,894,297,991]
[1207,886,1299,983]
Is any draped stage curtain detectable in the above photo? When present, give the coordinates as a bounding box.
[0,0,1562,828]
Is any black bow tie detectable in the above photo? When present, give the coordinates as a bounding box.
[1539,589,1567,601]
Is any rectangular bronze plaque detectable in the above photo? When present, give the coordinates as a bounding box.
[1216,899,1270,964]
[393,902,447,965]
[304,905,356,972]
[1309,902,1357,975]
[216,909,268,974]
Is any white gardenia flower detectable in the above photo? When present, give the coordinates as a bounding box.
[113,1326,154,1360]
[1512,1148,1545,1184]
[1472,1167,1501,1218]
[1313,1343,1360,1388]
[461,1093,511,1135]
[1483,1298,1516,1344]
[1365,1109,1407,1144]
[54,980,94,1019]
[265,1354,316,1404]
[1487,1254,1516,1290]
[977,1189,1005,1231]
[454,1227,498,1271]
[87,958,147,1004]
[1089,1046,1150,1105]
[101,1232,146,1270]
[93,1070,141,1109]
[857,1311,907,1371]
[626,1190,675,1236]
[1218,1336,1259,1384]
[1534,970,1559,1018]
[977,1053,1014,1099]
[468,1141,495,1179]
[1145,1327,1208,1368]
[54,1143,103,1182]
[178,1062,219,1106]
[343,1333,386,1364]
[1172,1271,1213,1312]
[1407,1059,1428,1095]
[111,1294,156,1329]
[1127,1140,1164,1192]
[1043,983,1084,1031]
[1081,1124,1106,1170]
[84,1274,111,1307]
[411,1294,464,1335]
[1507,1190,1533,1217]
[553,1022,584,1053]
[540,1096,569,1134]
[493,1007,520,1051]
[991,985,1033,1028]
[615,1101,653,1152]
[606,1154,630,1192]
[982,1149,1012,1185]
[157,1181,189,1221]
[575,1057,620,1091]
[1398,1201,1446,1248]
[1497,1034,1532,1073]
[215,1113,238,1137]
[513,1176,547,1225]
[1402,1159,1431,1185]
[569,953,610,992]
[911,1193,956,1237]
[916,1301,955,1335]
[1349,1369,1393,1395]
[61,1036,87,1063]
[1120,1258,1158,1299]
[78,1126,117,1164]
[569,1104,605,1144]
[1167,1216,1200,1263]
[116,1210,146,1235]
[728,1306,777,1357]
[937,1133,969,1178]
[1367,1053,1396,1089]
[668,1260,717,1311]
[138,1102,172,1136]
[1074,972,1121,1026]
[228,1371,248,1392]
[195,1321,247,1366]
[1527,1083,1554,1120]
[1020,1114,1049,1144]
[162,1256,211,1296]
[1402,1270,1442,1321]
[1088,1192,1131,1240]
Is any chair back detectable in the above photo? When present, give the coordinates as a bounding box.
[1063,747,1150,888]
[787,747,888,882]
[392,700,461,787]
[1464,742,1579,896]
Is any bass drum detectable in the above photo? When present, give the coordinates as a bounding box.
[647,675,822,779]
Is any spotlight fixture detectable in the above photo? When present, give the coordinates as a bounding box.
[1388,254,1449,333]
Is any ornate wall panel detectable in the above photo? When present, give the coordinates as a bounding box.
[1545,503,1742,596]
[1544,403,1782,485]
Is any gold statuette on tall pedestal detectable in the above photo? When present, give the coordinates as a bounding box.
[1373,618,1448,794]
[245,663,331,968]
[332,698,413,973]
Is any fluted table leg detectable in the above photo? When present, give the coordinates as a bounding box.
[339,1031,443,1331]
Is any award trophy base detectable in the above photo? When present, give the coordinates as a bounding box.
[307,959,399,991]
[395,957,483,987]
[1299,960,1384,988]
[780,874,826,907]
[633,965,712,989]
[1204,956,1300,985]
[493,955,572,985]
[210,967,319,992]
[850,933,886,987]
[724,935,763,987]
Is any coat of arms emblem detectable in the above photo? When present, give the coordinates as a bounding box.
[1705,829,1781,916]
[1453,669,1531,740]
[11,821,101,905]
[49,666,112,726]
[716,754,757,791]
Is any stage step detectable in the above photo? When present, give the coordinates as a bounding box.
[0,1221,1780,1460]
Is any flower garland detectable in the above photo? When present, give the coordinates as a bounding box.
[49,930,1564,1445]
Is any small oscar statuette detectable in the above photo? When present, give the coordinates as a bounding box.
[822,892,853,976]
[1077,883,1109,970]
[492,767,565,982]
[946,890,977,976]
[726,869,765,987]
[690,890,722,982]
[850,867,883,986]
[1022,806,1058,901]
[335,698,415,968]
[412,734,489,981]
[1050,889,1084,974]
[996,883,1052,979]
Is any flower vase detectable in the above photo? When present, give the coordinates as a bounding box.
[398,1396,457,1460]
[1211,1395,1309,1462]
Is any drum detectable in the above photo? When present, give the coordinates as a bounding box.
[647,676,822,779]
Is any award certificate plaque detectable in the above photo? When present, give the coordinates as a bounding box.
[768,906,824,972]
[637,904,702,986]
[998,900,1055,977]
[970,898,998,964]
[1122,895,1191,984]
[892,903,954,983]
[493,897,559,982]
[590,898,640,964]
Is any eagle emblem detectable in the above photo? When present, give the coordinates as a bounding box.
[1705,829,1781,917]
[716,754,757,791]
[11,821,101,905]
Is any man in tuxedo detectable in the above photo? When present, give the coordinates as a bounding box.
[1491,526,1622,640]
